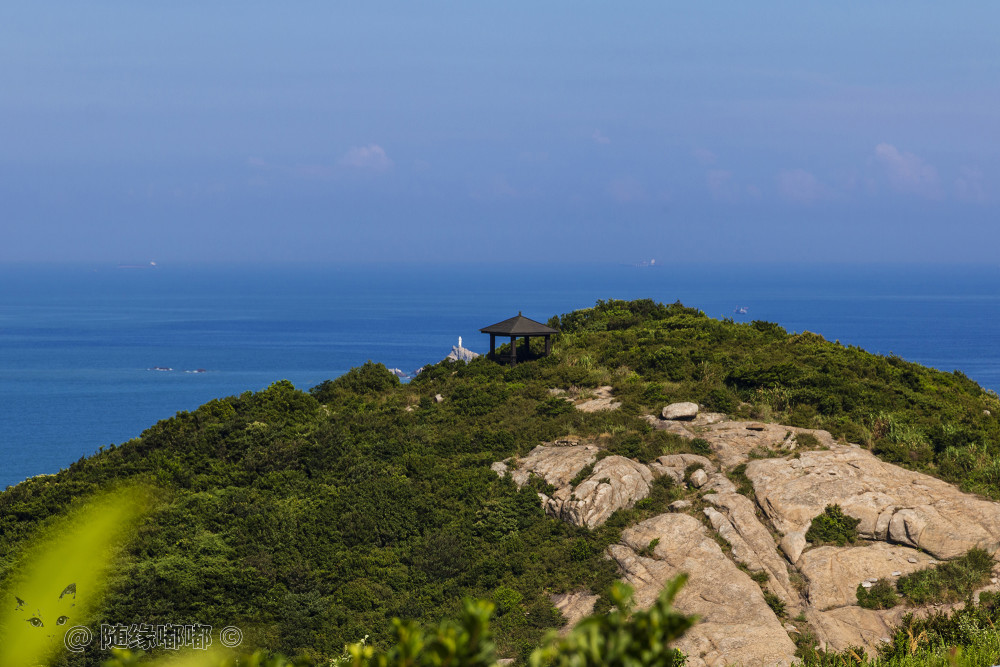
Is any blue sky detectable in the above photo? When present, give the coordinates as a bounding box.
[2,3,998,264]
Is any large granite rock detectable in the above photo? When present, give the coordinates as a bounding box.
[691,421,836,470]
[703,492,800,609]
[504,444,598,489]
[745,445,1000,560]
[661,402,699,421]
[545,455,654,528]
[798,542,935,610]
[608,513,797,666]
[497,443,655,528]
[648,454,714,484]
[806,606,909,655]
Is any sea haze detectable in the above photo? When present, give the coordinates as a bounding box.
[2,262,999,489]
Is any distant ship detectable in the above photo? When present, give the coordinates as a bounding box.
[733,306,748,315]
[150,366,173,371]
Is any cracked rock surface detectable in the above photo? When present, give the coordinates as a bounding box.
[609,513,797,666]
[746,445,1000,560]
[493,417,1000,661]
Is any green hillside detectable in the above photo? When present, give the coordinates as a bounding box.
[2,299,999,665]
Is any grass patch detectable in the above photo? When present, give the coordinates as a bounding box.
[737,563,770,585]
[805,504,860,546]
[638,537,660,558]
[748,445,785,459]
[896,548,996,606]
[856,578,899,609]
[569,462,596,487]
[526,472,557,496]
[727,463,754,497]
[795,431,821,448]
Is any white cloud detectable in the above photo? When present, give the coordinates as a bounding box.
[340,144,393,171]
[776,169,825,203]
[692,148,716,166]
[592,130,611,145]
[874,143,939,197]
[955,166,988,203]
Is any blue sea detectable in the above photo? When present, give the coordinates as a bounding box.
[2,262,999,490]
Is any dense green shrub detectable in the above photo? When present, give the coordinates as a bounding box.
[763,590,786,617]
[856,578,899,609]
[312,360,399,398]
[896,548,996,605]
[805,505,861,546]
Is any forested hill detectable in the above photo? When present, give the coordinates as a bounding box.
[1,299,998,664]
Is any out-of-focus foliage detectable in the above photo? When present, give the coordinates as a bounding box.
[0,485,151,667]
[529,576,692,667]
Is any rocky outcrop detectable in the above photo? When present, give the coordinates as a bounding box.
[608,513,797,666]
[496,443,653,528]
[661,402,699,420]
[648,454,734,493]
[798,542,935,610]
[692,421,835,470]
[493,418,1000,662]
[446,345,480,362]
[574,386,621,412]
[545,455,654,528]
[648,454,713,484]
[505,443,598,489]
[806,606,908,654]
[703,492,800,609]
[746,445,1000,560]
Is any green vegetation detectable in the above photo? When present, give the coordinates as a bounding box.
[568,463,595,488]
[2,298,1000,665]
[856,578,900,610]
[805,505,861,546]
[895,548,996,606]
[104,577,693,667]
[637,538,660,558]
[763,590,786,617]
[726,463,754,497]
[795,432,822,448]
[853,549,996,611]
[798,590,1000,666]
[528,577,692,667]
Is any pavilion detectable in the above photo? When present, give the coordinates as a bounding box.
[479,312,559,365]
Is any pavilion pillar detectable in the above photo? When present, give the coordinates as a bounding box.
[545,334,551,355]
[510,336,517,365]
[490,334,496,359]
[522,336,530,358]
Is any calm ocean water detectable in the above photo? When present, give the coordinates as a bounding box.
[2,262,999,490]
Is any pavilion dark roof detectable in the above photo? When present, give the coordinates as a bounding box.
[479,314,559,336]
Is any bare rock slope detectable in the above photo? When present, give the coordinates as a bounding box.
[494,408,1000,664]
